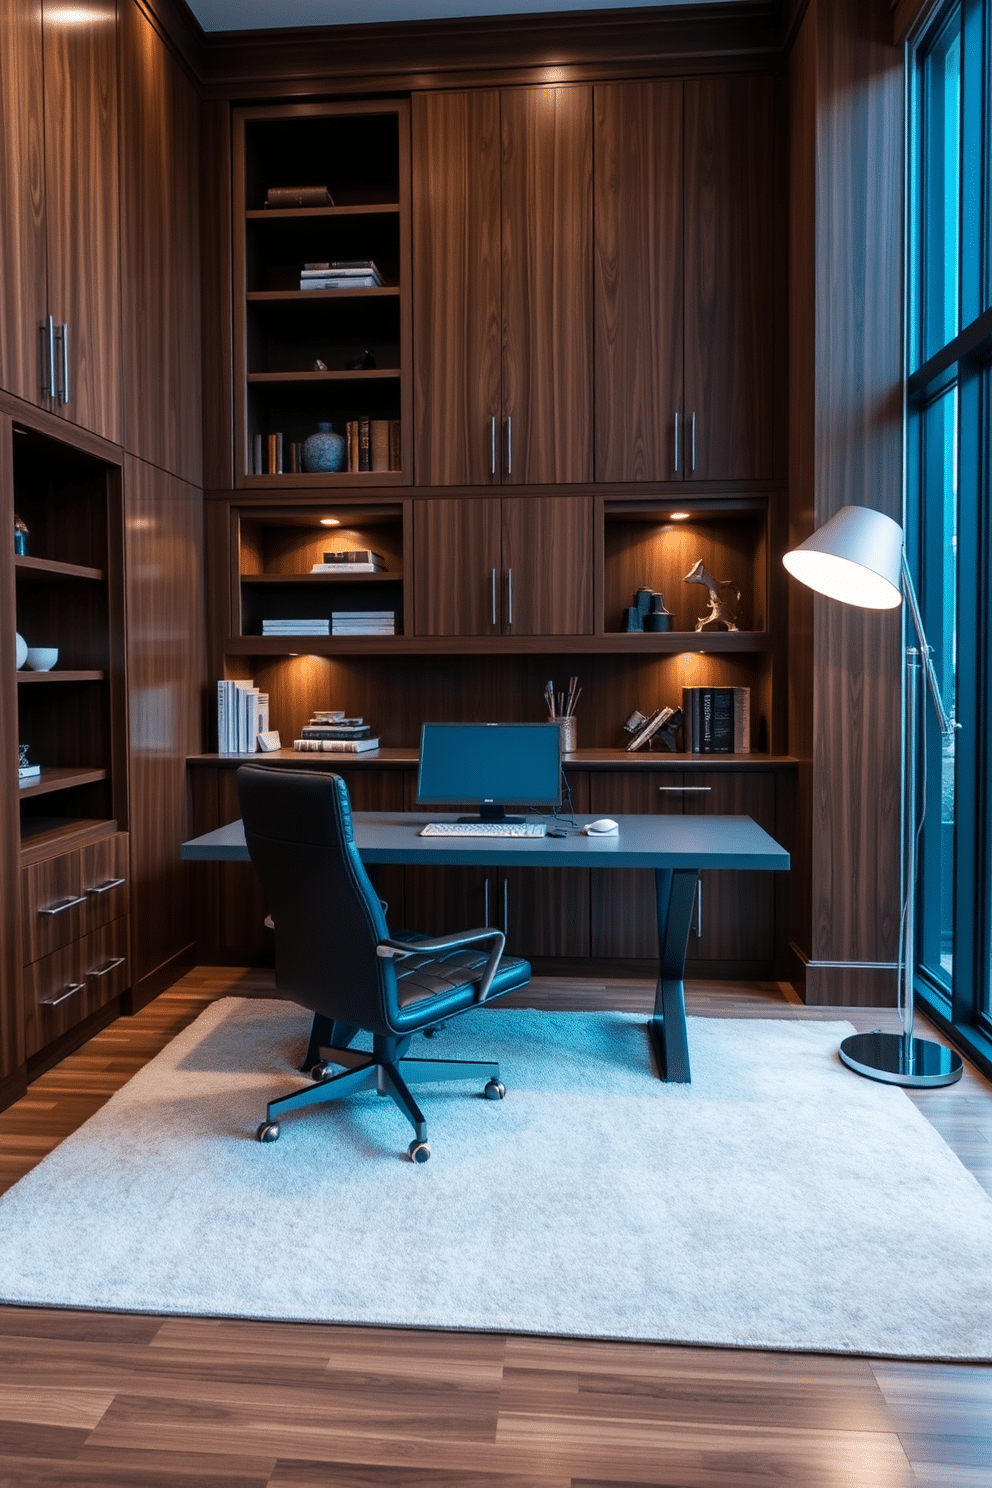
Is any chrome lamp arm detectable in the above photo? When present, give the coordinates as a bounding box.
[901,551,954,737]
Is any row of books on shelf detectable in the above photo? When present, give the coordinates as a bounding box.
[217,679,274,754]
[253,420,401,475]
[261,611,396,637]
[300,260,383,290]
[294,712,380,753]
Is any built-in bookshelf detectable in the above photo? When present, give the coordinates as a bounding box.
[12,425,127,855]
[234,101,412,487]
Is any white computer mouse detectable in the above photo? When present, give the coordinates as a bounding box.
[584,818,619,836]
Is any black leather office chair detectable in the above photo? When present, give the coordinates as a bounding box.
[236,764,531,1162]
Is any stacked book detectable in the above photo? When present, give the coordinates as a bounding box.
[331,610,395,636]
[217,679,270,754]
[311,549,385,574]
[682,686,750,754]
[300,260,383,290]
[261,618,330,636]
[294,712,380,754]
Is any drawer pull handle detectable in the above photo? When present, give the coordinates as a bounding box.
[39,895,87,916]
[89,956,126,980]
[658,786,712,793]
[42,981,85,1008]
[88,877,126,895]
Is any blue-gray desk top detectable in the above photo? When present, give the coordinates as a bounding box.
[181,813,790,872]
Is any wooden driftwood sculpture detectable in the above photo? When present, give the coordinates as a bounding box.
[683,559,740,632]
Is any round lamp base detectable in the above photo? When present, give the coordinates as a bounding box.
[839,1030,963,1088]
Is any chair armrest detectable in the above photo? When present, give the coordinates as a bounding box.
[377,927,507,1004]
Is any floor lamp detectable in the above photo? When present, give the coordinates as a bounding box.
[783,504,963,1087]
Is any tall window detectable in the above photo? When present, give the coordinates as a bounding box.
[909,0,992,1069]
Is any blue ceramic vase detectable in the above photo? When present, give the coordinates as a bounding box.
[301,422,346,473]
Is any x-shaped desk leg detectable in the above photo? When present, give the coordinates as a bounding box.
[647,867,699,1083]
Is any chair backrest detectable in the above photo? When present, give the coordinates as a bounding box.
[236,765,397,1035]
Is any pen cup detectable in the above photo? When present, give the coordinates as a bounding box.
[558,716,577,755]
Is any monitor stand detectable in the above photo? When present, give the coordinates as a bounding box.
[457,804,526,824]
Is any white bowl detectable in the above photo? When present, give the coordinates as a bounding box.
[25,647,58,672]
[15,633,27,669]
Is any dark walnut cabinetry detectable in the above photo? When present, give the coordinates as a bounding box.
[594,75,775,483]
[0,0,121,443]
[412,87,593,485]
[0,415,131,1090]
[413,496,594,637]
[233,101,412,487]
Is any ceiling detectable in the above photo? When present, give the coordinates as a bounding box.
[187,0,731,35]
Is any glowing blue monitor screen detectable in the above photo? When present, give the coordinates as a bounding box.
[417,723,561,820]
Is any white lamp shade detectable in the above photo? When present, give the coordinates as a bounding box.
[782,505,903,610]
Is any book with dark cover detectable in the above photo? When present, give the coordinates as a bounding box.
[358,416,371,472]
[389,420,401,470]
[266,186,334,208]
[682,687,750,753]
[301,724,371,739]
[346,421,358,472]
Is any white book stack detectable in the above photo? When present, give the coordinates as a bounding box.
[261,619,330,636]
[331,610,395,636]
[217,680,270,753]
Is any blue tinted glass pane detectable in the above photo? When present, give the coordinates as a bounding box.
[921,8,962,361]
[917,386,958,990]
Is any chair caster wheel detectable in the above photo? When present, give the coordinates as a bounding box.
[484,1079,506,1100]
[311,1062,334,1082]
[257,1121,280,1143]
[408,1140,431,1163]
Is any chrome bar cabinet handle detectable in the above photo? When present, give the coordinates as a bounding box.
[506,415,512,475]
[88,876,126,896]
[674,411,680,472]
[491,568,497,626]
[490,415,496,476]
[39,895,87,917]
[58,321,69,405]
[506,567,513,626]
[696,880,703,938]
[89,956,126,980]
[658,785,712,793]
[690,411,696,472]
[42,314,56,399]
[42,981,85,1008]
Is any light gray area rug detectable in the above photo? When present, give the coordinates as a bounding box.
[0,998,990,1359]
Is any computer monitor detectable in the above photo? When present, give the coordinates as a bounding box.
[417,722,562,822]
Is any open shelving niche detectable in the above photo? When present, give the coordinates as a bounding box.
[12,424,127,862]
[234,101,412,487]
[218,492,781,758]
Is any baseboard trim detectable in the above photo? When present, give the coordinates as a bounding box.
[125,944,198,1014]
[0,1065,28,1115]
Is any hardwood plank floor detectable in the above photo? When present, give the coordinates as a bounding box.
[0,966,989,1487]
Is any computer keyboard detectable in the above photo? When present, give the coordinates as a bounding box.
[419,821,547,838]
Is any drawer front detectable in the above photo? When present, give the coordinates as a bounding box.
[21,852,86,962]
[23,918,130,1058]
[81,833,129,929]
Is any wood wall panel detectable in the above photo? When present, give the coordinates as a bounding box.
[500,85,593,484]
[42,0,122,445]
[594,80,683,483]
[0,0,47,407]
[124,456,205,1000]
[683,74,776,482]
[119,0,203,485]
[786,0,905,1005]
[412,91,501,487]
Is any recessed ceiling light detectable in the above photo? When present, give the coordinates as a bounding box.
[669,512,691,521]
[320,517,340,526]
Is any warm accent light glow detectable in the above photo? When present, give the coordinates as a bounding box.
[669,512,691,521]
[319,517,340,526]
[46,4,115,24]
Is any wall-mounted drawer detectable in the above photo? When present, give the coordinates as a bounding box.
[22,917,130,1058]
[21,832,129,963]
